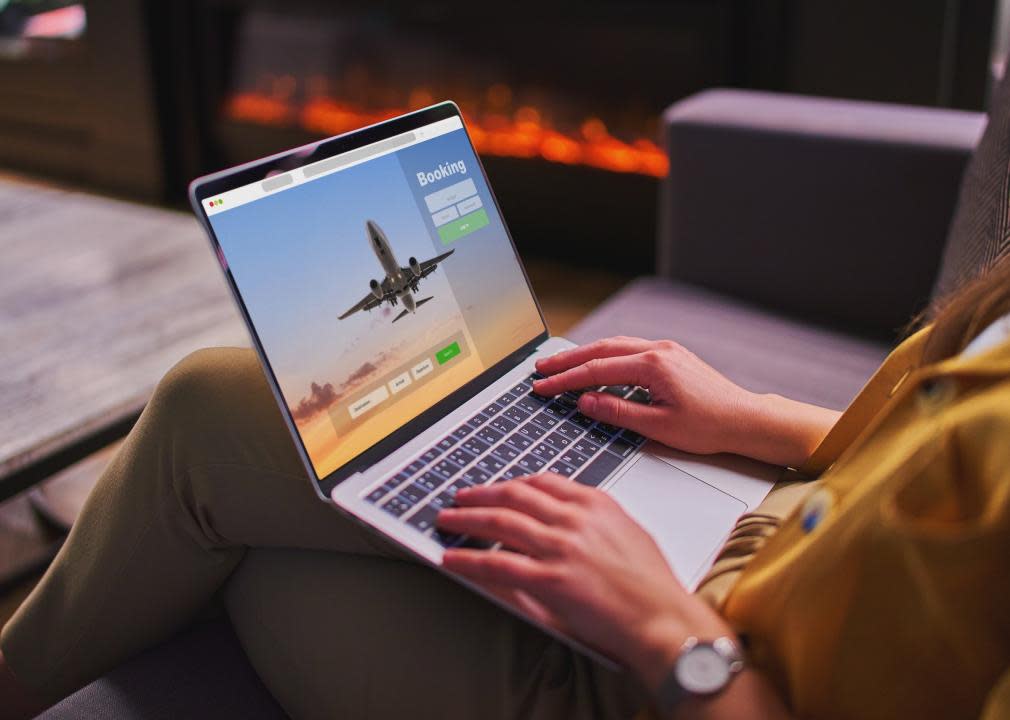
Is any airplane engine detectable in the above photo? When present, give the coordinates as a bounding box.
[409,257,421,277]
[369,279,383,299]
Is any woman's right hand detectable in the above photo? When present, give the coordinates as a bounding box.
[532,336,840,468]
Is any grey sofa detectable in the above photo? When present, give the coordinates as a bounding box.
[38,89,985,719]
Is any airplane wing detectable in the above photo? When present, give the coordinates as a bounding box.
[406,249,455,280]
[338,293,383,320]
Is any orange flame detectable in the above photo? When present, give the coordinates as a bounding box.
[224,91,668,178]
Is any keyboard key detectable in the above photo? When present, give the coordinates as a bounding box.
[542,402,570,419]
[530,411,559,430]
[421,447,442,463]
[384,472,410,490]
[571,439,600,458]
[430,491,456,509]
[463,437,490,456]
[404,460,426,476]
[587,428,612,445]
[463,467,492,485]
[401,484,427,505]
[490,416,517,435]
[433,529,464,547]
[543,431,573,450]
[475,427,504,445]
[597,422,622,436]
[467,413,489,429]
[556,421,584,439]
[436,436,458,452]
[501,466,528,480]
[576,451,623,487]
[628,387,651,404]
[406,504,439,533]
[449,447,476,467]
[491,443,520,462]
[516,396,542,414]
[517,454,547,473]
[558,449,590,469]
[504,433,534,451]
[365,486,387,503]
[602,385,632,398]
[607,436,638,458]
[570,412,595,429]
[530,442,560,461]
[554,393,578,410]
[517,422,546,440]
[452,424,474,440]
[416,472,444,492]
[622,430,647,446]
[477,455,506,474]
[433,459,463,479]
[503,406,530,424]
[495,391,517,406]
[382,495,413,517]
[547,461,577,477]
[482,403,502,417]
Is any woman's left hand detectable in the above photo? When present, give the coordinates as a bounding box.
[438,472,734,691]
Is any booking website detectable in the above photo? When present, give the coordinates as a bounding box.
[206,119,545,479]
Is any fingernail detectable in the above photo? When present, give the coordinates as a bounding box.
[580,393,598,414]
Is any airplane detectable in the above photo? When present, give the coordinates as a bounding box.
[338,219,455,323]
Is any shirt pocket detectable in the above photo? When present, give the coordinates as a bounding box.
[879,426,994,541]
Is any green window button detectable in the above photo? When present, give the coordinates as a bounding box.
[436,341,461,365]
[437,208,489,245]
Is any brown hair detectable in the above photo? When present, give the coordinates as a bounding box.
[918,252,1010,365]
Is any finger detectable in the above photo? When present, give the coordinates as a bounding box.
[577,392,667,436]
[442,547,556,594]
[535,336,654,378]
[533,354,657,397]
[453,479,575,526]
[437,507,560,557]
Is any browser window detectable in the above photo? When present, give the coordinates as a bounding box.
[205,117,545,479]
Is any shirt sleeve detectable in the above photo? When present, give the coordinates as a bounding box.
[980,669,1010,720]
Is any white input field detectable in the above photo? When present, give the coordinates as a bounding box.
[389,372,411,394]
[348,385,390,420]
[412,357,434,380]
[431,205,459,227]
[424,178,477,214]
[456,194,482,215]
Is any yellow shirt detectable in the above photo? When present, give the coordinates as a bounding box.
[723,327,1010,719]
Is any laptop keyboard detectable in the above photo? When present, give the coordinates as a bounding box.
[362,373,649,547]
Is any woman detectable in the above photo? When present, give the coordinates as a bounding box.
[1,244,1008,719]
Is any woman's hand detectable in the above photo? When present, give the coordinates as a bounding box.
[533,336,840,468]
[439,473,732,691]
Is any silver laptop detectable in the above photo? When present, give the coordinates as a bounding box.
[189,102,777,665]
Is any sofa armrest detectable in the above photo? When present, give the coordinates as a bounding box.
[658,89,985,339]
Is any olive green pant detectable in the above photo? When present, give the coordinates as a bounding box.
[0,349,644,719]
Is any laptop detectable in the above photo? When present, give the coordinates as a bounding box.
[189,102,778,665]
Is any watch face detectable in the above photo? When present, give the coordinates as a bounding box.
[675,644,731,694]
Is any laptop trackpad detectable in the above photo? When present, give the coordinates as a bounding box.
[608,455,747,588]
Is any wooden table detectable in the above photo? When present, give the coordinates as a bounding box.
[0,174,248,503]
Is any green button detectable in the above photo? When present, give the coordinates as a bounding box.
[436,341,461,365]
[437,208,489,245]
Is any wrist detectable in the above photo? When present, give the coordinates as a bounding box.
[731,392,838,468]
[630,608,734,694]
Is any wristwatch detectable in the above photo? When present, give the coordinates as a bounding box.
[654,636,745,714]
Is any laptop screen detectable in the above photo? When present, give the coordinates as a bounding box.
[201,110,545,487]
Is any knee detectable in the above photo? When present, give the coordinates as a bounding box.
[146,347,268,441]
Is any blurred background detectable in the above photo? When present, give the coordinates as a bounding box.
[1,0,1007,273]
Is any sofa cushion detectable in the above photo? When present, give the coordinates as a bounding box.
[37,620,288,720]
[568,277,890,412]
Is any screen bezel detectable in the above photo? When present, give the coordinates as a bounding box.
[189,102,550,498]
